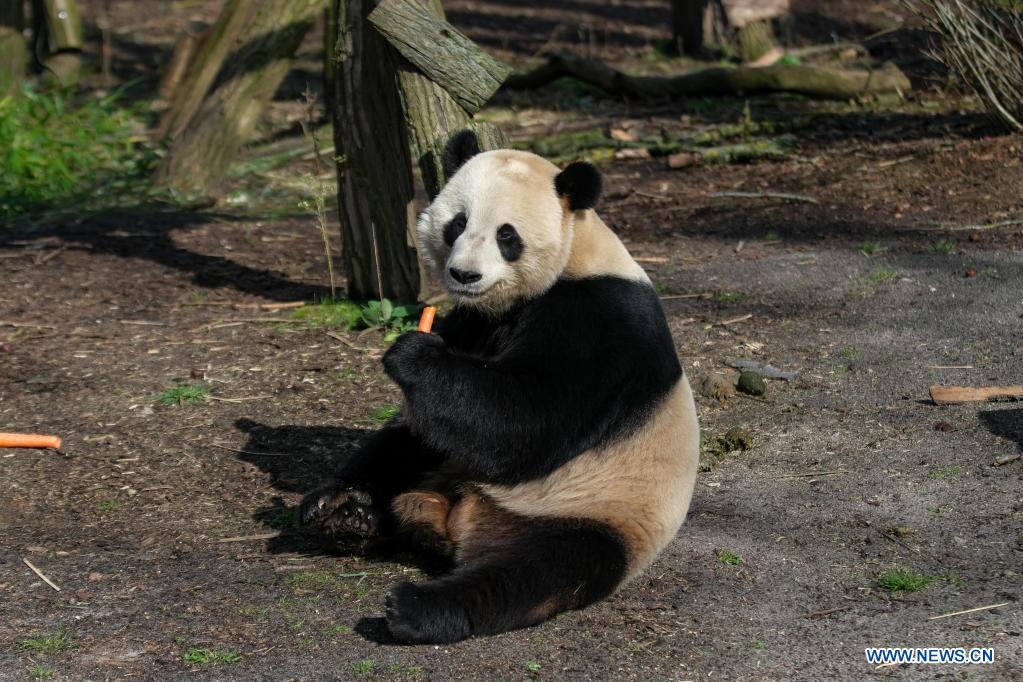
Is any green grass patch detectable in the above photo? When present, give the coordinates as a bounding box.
[291,299,363,330]
[99,500,119,512]
[929,466,963,479]
[328,624,353,636]
[840,345,859,359]
[29,665,55,680]
[370,404,401,424]
[877,569,935,593]
[857,241,881,255]
[717,550,742,565]
[353,659,375,676]
[153,382,210,407]
[868,270,899,284]
[524,660,542,673]
[713,291,746,306]
[0,85,156,222]
[763,230,780,241]
[182,648,241,665]
[20,628,70,654]
[931,238,957,254]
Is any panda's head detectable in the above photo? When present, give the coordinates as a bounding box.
[417,133,602,315]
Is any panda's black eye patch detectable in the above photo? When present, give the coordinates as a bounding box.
[443,212,467,247]
[496,223,523,262]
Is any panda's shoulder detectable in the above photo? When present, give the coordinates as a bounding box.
[541,276,663,323]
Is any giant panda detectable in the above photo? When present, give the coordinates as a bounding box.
[300,133,700,644]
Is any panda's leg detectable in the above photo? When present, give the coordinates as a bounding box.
[384,496,629,643]
[299,424,443,540]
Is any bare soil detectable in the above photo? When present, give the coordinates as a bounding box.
[2,0,1022,680]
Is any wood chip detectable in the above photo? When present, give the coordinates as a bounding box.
[22,557,61,592]
[927,602,1010,621]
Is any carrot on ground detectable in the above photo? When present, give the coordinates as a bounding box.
[0,433,62,449]
[418,306,437,333]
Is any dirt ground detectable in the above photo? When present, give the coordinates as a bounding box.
[2,0,1023,680]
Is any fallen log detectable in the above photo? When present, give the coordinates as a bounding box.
[504,52,910,100]
[929,384,1023,405]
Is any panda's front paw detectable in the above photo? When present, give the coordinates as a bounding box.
[383,331,446,385]
[299,484,380,537]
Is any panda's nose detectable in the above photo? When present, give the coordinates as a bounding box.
[449,267,482,285]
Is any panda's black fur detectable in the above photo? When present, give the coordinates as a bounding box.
[300,134,698,644]
[383,277,681,484]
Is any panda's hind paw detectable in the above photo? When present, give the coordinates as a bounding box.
[299,485,379,537]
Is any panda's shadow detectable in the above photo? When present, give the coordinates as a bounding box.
[232,418,450,576]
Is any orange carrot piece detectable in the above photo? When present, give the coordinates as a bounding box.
[0,433,62,449]
[418,306,437,333]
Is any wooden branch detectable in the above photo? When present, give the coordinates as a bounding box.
[368,0,511,115]
[505,52,911,101]
[157,21,209,102]
[929,384,1023,405]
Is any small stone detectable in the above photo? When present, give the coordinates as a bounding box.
[1017,532,1023,547]
[866,496,881,506]
[190,367,206,379]
[964,267,977,278]
[736,371,767,396]
[892,526,914,538]
[88,572,104,582]
[698,374,736,403]
[934,420,955,432]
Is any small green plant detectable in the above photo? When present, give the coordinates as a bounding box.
[353,659,375,675]
[328,624,353,636]
[360,299,419,342]
[713,291,747,306]
[858,241,881,255]
[99,500,119,512]
[0,85,156,221]
[20,628,70,654]
[370,404,401,424]
[182,648,241,665]
[778,53,801,66]
[292,298,363,330]
[840,345,859,359]
[154,382,210,407]
[927,506,941,513]
[929,466,963,479]
[524,661,542,673]
[717,550,742,565]
[877,569,935,593]
[763,230,780,241]
[28,666,54,680]
[869,270,899,284]
[931,238,957,254]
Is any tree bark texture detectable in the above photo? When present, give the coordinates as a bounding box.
[671,0,707,57]
[154,0,322,196]
[329,0,507,301]
[157,20,208,102]
[31,0,84,86]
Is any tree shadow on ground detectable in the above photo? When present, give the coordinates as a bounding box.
[978,408,1023,451]
[0,209,331,302]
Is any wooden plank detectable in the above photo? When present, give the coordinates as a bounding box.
[368,0,511,115]
[929,384,1023,405]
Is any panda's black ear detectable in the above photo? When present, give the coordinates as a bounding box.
[443,130,482,178]
[555,161,602,211]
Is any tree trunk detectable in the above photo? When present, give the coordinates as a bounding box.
[328,0,506,302]
[671,0,707,57]
[0,0,26,95]
[154,0,323,196]
[31,0,84,86]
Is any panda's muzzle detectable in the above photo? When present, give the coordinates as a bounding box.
[449,267,482,285]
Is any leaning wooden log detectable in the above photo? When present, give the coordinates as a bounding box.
[368,0,511,115]
[504,52,911,100]
[154,0,323,196]
[156,0,257,140]
[157,21,209,103]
